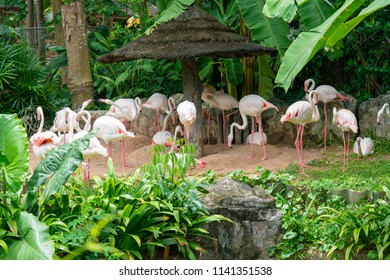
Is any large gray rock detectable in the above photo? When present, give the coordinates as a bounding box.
[198,176,282,260]
[359,94,390,139]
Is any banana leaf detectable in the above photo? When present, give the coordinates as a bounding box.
[263,0,297,23]
[23,133,93,214]
[0,211,54,260]
[298,0,335,29]
[0,114,29,194]
[236,0,291,54]
[257,54,275,99]
[275,0,366,92]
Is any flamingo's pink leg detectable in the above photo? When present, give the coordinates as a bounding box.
[247,117,255,159]
[323,103,328,151]
[256,116,267,160]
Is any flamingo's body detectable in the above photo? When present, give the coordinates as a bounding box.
[353,137,374,158]
[177,100,197,144]
[227,94,278,160]
[246,132,267,146]
[30,107,62,160]
[93,115,135,168]
[377,103,389,124]
[305,79,349,150]
[202,89,239,145]
[50,99,93,143]
[102,97,142,129]
[332,107,358,172]
[281,90,320,174]
[142,93,176,131]
[152,110,176,147]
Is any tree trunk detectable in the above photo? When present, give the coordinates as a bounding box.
[61,1,94,109]
[26,0,36,49]
[181,58,204,157]
[36,0,46,63]
[51,0,68,85]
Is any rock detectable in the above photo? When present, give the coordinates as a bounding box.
[198,176,283,260]
[359,93,390,139]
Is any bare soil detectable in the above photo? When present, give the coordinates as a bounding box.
[28,134,328,178]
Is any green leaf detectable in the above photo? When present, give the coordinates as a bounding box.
[326,0,390,48]
[0,211,54,260]
[275,0,366,92]
[146,0,196,35]
[298,0,335,29]
[223,58,243,86]
[23,133,93,213]
[263,0,297,23]
[0,114,29,194]
[236,0,291,54]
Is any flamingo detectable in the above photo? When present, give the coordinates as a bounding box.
[50,99,93,143]
[227,94,278,160]
[168,125,206,169]
[202,88,239,146]
[332,107,358,172]
[246,132,267,146]
[177,100,196,144]
[152,110,176,147]
[377,103,389,124]
[142,93,176,131]
[100,97,142,130]
[99,98,141,168]
[93,115,135,169]
[353,137,374,158]
[304,78,349,150]
[30,107,62,160]
[68,109,108,181]
[280,90,320,174]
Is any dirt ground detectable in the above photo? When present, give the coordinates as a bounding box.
[28,134,327,178]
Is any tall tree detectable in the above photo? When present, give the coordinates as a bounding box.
[61,0,94,108]
[36,0,46,63]
[25,0,36,49]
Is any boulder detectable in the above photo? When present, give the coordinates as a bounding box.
[198,176,283,260]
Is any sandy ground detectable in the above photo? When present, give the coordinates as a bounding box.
[28,134,326,178]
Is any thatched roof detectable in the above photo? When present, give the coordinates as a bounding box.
[97,5,275,63]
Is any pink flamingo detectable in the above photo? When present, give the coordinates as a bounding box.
[51,99,93,143]
[177,100,196,144]
[227,94,278,160]
[68,109,108,181]
[377,103,389,124]
[332,107,358,172]
[202,88,239,146]
[142,93,176,131]
[304,78,349,150]
[92,115,135,169]
[30,107,62,160]
[281,90,320,174]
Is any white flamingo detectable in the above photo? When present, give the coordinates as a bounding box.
[353,137,374,158]
[142,93,176,131]
[377,103,389,124]
[202,88,239,146]
[305,78,349,150]
[280,90,320,174]
[30,107,62,160]
[227,94,278,160]
[93,115,135,168]
[50,99,93,143]
[246,132,267,146]
[177,100,196,144]
[152,110,176,147]
[332,107,358,172]
[100,97,142,130]
[68,109,108,181]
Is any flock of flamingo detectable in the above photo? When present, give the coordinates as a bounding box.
[29,79,389,179]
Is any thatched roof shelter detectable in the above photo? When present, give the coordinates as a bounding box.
[97,4,276,157]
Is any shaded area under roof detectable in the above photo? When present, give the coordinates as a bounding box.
[97,5,275,63]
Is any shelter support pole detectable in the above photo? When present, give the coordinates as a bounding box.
[181,58,204,158]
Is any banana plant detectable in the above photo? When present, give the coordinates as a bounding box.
[274,0,390,92]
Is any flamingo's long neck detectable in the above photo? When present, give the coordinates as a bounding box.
[77,110,91,132]
[135,97,142,114]
[37,107,44,133]
[228,109,248,142]
[170,126,182,153]
[306,79,315,92]
[308,91,320,122]
[65,108,74,141]
[110,100,129,120]
[356,139,363,158]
